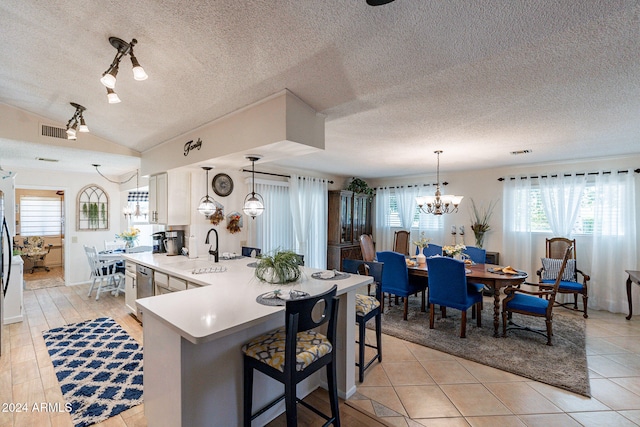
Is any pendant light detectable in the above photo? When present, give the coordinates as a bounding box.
[415,150,463,215]
[243,155,264,219]
[197,167,216,217]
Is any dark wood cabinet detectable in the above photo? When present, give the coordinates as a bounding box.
[327,190,372,270]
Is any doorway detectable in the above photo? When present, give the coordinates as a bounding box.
[15,188,65,289]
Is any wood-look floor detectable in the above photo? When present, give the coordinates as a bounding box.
[0,283,388,427]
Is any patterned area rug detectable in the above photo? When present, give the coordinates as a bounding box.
[43,317,144,427]
[370,297,590,397]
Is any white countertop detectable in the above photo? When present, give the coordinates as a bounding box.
[126,254,372,344]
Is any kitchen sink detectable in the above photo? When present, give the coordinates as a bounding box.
[167,259,220,271]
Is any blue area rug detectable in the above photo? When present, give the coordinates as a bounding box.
[43,317,144,427]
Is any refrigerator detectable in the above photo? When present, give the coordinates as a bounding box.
[1,190,12,356]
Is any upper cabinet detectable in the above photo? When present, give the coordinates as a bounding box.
[148,171,190,225]
[327,190,372,245]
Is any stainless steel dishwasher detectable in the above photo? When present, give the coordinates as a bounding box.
[135,265,154,322]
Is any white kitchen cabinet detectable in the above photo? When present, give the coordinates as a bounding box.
[3,255,24,324]
[154,271,169,295]
[148,171,190,225]
[124,262,137,315]
[168,276,187,291]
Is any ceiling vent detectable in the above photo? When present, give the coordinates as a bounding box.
[40,123,67,139]
[36,157,59,162]
[510,149,532,155]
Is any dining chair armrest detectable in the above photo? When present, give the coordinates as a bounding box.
[46,244,53,254]
[576,268,590,283]
[536,267,544,280]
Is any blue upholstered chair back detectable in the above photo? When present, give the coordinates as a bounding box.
[427,256,470,308]
[416,244,442,257]
[463,246,486,264]
[376,251,410,296]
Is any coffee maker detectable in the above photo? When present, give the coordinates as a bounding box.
[163,230,184,256]
[152,232,166,254]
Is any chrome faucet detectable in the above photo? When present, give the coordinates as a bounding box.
[205,228,219,263]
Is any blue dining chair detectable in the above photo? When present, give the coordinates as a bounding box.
[502,246,572,345]
[376,251,427,320]
[463,246,486,264]
[416,243,442,257]
[426,256,483,338]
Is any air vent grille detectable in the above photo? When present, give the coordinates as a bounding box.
[510,149,532,155]
[41,124,67,139]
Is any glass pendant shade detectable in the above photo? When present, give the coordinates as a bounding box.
[243,193,264,218]
[243,155,265,219]
[197,197,216,217]
[198,166,216,218]
[78,117,89,132]
[107,88,121,103]
[100,67,118,88]
[130,55,148,81]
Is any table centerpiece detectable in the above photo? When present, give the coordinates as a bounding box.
[116,227,140,248]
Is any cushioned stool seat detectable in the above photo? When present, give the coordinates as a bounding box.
[242,328,332,372]
[355,294,379,316]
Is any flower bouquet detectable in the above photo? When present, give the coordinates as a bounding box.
[412,232,431,249]
[443,243,466,258]
[117,227,140,248]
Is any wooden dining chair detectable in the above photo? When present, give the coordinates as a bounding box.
[503,246,572,345]
[537,237,590,318]
[393,230,410,256]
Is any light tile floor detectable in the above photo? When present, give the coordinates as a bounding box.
[349,300,640,426]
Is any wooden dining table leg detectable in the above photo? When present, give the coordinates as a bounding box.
[493,286,500,337]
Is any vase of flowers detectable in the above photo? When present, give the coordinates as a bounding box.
[469,198,497,249]
[412,232,431,266]
[117,227,140,248]
[443,243,466,260]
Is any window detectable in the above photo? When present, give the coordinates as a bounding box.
[20,196,63,236]
[389,193,442,230]
[524,185,596,235]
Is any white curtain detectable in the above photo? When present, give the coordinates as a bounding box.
[289,175,328,269]
[395,185,419,229]
[374,187,393,252]
[502,176,534,275]
[539,174,587,237]
[255,180,296,254]
[589,170,638,313]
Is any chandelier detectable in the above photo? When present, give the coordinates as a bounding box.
[415,150,463,215]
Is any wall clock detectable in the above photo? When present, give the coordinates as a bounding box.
[212,173,234,197]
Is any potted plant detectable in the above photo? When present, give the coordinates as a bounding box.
[469,198,497,248]
[346,177,374,198]
[255,250,302,284]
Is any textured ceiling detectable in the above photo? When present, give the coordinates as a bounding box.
[0,0,639,177]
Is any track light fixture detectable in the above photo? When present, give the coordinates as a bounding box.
[243,155,265,219]
[100,37,147,102]
[197,167,217,217]
[66,102,89,140]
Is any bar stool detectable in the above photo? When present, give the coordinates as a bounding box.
[242,285,340,426]
[342,259,383,383]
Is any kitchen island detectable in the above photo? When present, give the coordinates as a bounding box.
[123,253,372,427]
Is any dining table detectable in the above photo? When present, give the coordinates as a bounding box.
[408,262,528,337]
